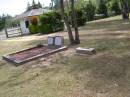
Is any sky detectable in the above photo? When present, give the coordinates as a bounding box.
[0,0,51,16]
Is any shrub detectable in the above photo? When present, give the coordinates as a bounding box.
[30,16,38,25]
[39,11,64,34]
[29,25,38,34]
[111,1,121,15]
[29,11,63,34]
[76,10,86,26]
[97,0,108,18]
[0,16,6,31]
[69,10,86,26]
[83,1,96,21]
[38,24,53,34]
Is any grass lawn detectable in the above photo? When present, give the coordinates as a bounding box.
[0,16,130,97]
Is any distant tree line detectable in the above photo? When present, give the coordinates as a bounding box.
[27,0,42,11]
[50,0,129,21]
[0,15,6,31]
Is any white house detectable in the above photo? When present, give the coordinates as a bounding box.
[15,8,51,35]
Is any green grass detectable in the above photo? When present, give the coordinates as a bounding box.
[0,16,130,97]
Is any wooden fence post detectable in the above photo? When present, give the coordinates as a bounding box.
[5,28,8,38]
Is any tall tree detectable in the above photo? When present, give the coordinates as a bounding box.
[32,0,36,7]
[120,0,129,19]
[60,0,75,44]
[38,1,42,8]
[70,0,80,44]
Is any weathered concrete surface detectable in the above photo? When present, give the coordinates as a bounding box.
[76,47,96,55]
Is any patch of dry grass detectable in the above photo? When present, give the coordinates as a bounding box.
[0,16,130,97]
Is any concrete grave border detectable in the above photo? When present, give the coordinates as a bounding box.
[3,45,68,66]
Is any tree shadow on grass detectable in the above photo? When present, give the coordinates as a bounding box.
[80,19,130,32]
[68,53,130,94]
[66,37,130,95]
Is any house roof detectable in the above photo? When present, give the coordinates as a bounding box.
[15,8,51,20]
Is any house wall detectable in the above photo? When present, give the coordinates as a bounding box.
[20,19,30,35]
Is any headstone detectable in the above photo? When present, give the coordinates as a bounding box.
[76,47,96,55]
[48,36,55,46]
[54,36,63,47]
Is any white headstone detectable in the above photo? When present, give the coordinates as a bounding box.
[48,37,54,45]
[55,36,63,46]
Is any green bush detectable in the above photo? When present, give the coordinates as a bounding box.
[0,16,6,31]
[97,0,108,18]
[83,1,96,21]
[30,17,38,25]
[69,10,86,26]
[39,11,64,34]
[29,11,64,34]
[38,24,53,34]
[111,1,121,15]
[29,25,38,34]
[76,10,86,26]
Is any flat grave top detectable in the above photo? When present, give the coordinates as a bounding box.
[3,45,67,65]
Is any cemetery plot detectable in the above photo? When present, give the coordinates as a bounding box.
[3,45,67,65]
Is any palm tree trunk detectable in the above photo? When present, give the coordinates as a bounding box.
[60,0,75,44]
[70,0,80,44]
[120,0,129,19]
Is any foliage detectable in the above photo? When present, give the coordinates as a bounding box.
[39,11,64,34]
[74,0,88,9]
[30,16,38,25]
[111,1,121,15]
[27,0,42,11]
[97,0,108,18]
[76,10,86,26]
[69,10,86,26]
[0,14,12,31]
[107,0,121,15]
[29,25,38,34]
[0,15,6,31]
[83,1,96,21]
[38,24,53,34]
[28,11,64,34]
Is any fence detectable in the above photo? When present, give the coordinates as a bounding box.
[5,27,22,38]
[0,27,23,40]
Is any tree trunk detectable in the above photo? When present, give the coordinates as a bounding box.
[60,0,75,44]
[70,0,80,44]
[51,0,54,10]
[120,0,129,19]
[66,0,71,23]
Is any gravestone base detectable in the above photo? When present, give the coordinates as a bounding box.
[76,47,96,55]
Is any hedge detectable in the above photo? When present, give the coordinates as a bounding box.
[29,11,64,34]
